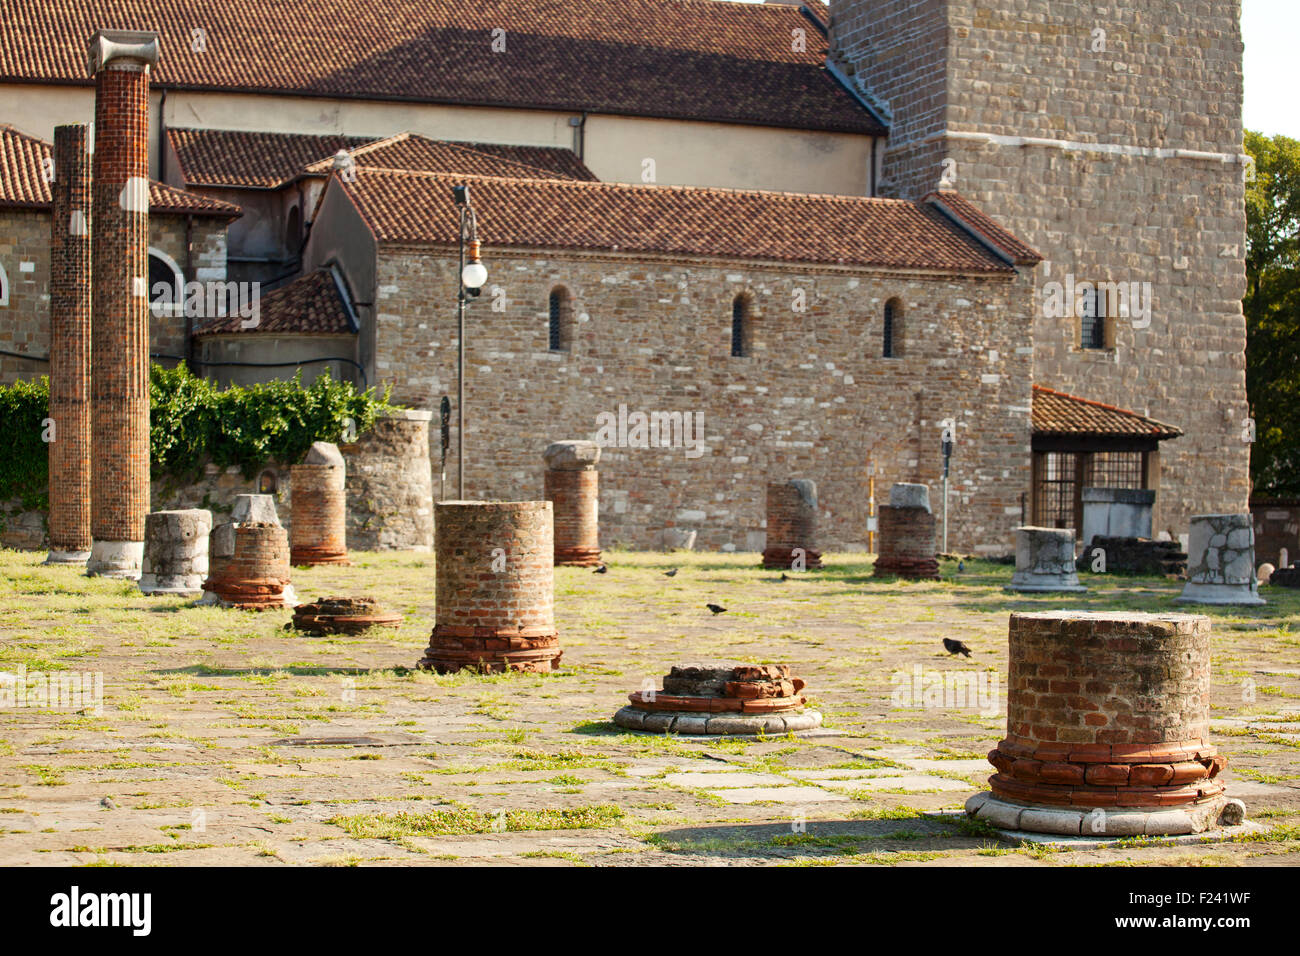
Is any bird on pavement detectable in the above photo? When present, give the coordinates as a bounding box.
[665,568,678,577]
[943,638,972,658]
[957,560,965,572]
[593,564,608,574]
[706,603,727,615]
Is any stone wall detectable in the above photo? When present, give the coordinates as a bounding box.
[0,210,228,383]
[831,0,1251,537]
[371,248,1035,553]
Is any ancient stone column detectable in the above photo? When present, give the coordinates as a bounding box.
[1007,526,1087,593]
[340,409,434,551]
[418,501,561,673]
[86,30,159,579]
[967,611,1237,836]
[290,441,349,566]
[45,124,94,565]
[543,440,601,566]
[139,510,212,596]
[1177,514,1266,606]
[761,479,822,570]
[873,482,938,578]
[201,523,296,610]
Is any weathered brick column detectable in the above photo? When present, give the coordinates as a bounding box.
[86,29,158,578]
[290,442,349,566]
[761,479,822,569]
[139,509,212,596]
[543,440,601,567]
[1177,514,1265,606]
[44,124,94,565]
[967,611,1238,836]
[201,523,296,610]
[418,501,561,673]
[873,483,939,578]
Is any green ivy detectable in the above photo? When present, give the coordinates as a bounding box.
[0,365,396,511]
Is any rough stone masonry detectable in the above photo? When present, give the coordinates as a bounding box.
[86,29,158,578]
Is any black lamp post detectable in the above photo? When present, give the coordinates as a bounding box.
[452,185,488,500]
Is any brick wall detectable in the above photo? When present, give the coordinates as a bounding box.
[372,248,1035,554]
[832,0,1251,536]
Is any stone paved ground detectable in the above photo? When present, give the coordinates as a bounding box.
[1,550,1297,867]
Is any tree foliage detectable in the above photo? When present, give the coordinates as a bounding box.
[1245,130,1300,495]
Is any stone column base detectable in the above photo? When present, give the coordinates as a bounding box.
[965,791,1238,837]
[761,547,822,570]
[86,540,143,579]
[139,573,206,597]
[289,546,352,567]
[554,546,602,567]
[1176,582,1266,606]
[873,557,940,579]
[44,549,91,566]
[614,706,822,735]
[1005,576,1088,593]
[418,626,563,674]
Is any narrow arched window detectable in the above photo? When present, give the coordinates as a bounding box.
[147,249,184,317]
[731,294,752,357]
[549,286,572,352]
[883,297,903,358]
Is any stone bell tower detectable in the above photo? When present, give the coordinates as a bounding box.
[828,1,1250,533]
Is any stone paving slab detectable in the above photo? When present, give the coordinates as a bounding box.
[663,772,792,788]
[706,786,849,804]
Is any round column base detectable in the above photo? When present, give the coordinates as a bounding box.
[761,547,822,570]
[139,573,205,597]
[86,541,143,579]
[614,706,823,735]
[554,547,602,567]
[44,549,91,566]
[289,547,352,567]
[965,791,1236,837]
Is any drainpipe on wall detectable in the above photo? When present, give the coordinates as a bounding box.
[184,213,195,373]
[569,112,587,161]
[157,88,167,182]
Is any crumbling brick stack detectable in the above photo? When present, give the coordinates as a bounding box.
[1077,536,1187,576]
[290,442,350,566]
[967,611,1237,836]
[873,483,939,579]
[201,522,295,610]
[290,597,403,635]
[761,479,822,570]
[418,501,561,673]
[543,440,601,567]
[45,124,94,565]
[86,30,158,578]
[614,663,823,735]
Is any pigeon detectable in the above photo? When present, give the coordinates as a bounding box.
[706,603,727,615]
[943,638,972,658]
[593,564,608,574]
[957,560,965,573]
[780,573,789,582]
[665,568,678,577]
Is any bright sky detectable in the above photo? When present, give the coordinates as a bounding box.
[727,0,1296,139]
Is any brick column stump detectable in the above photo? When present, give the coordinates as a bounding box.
[966,611,1238,836]
[200,522,296,610]
[86,30,159,579]
[873,483,939,579]
[543,440,601,567]
[614,663,823,735]
[1007,526,1087,593]
[1177,514,1266,606]
[761,479,822,570]
[45,124,94,566]
[290,441,350,566]
[418,501,561,673]
[139,510,212,596]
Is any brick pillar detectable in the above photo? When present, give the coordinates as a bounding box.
[290,442,350,566]
[873,483,939,578]
[45,124,94,565]
[967,611,1236,836]
[418,501,561,673]
[85,29,158,579]
[761,479,822,570]
[201,523,296,610]
[542,440,601,566]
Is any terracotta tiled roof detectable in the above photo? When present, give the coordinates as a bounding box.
[1032,385,1183,439]
[168,128,373,189]
[196,268,356,336]
[303,133,597,182]
[0,124,241,217]
[926,191,1044,266]
[337,169,1019,274]
[0,0,886,136]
